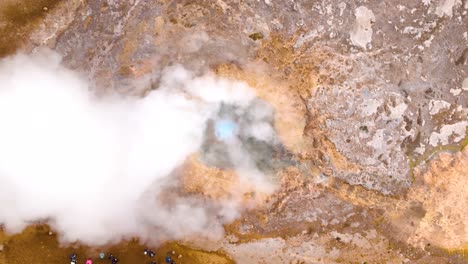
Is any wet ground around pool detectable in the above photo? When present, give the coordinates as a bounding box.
[0,225,233,264]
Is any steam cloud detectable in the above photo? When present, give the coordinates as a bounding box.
[0,49,275,245]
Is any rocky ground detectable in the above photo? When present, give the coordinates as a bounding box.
[0,0,467,263]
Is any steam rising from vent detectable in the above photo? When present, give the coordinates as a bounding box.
[0,49,276,245]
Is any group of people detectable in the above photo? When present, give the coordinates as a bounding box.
[70,253,118,264]
[144,248,177,264]
[69,248,177,264]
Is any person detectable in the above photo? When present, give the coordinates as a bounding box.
[70,253,77,264]
[85,259,92,264]
[108,254,119,264]
[165,256,172,263]
[144,248,156,258]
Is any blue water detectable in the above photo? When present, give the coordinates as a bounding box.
[214,119,237,140]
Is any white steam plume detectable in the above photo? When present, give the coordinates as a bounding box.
[0,49,274,245]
